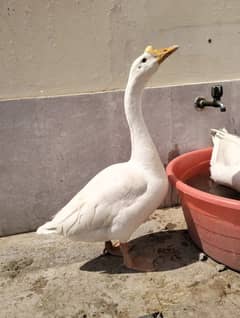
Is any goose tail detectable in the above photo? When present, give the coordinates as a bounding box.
[36,221,58,235]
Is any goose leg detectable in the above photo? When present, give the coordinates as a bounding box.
[120,242,154,272]
[103,241,122,256]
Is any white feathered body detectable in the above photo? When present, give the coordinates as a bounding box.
[210,128,240,191]
[37,161,168,242]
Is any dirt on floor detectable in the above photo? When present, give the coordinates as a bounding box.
[0,207,239,318]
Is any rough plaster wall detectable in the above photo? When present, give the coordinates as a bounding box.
[1,0,240,99]
[0,80,239,236]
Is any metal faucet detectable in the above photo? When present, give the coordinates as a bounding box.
[194,85,226,112]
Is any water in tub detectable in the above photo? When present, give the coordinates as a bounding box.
[187,172,240,200]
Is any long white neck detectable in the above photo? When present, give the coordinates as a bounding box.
[124,77,165,174]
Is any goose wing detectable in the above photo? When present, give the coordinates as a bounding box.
[211,129,240,166]
[210,129,240,190]
[37,162,148,241]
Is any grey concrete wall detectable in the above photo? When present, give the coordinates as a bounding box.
[0,80,239,236]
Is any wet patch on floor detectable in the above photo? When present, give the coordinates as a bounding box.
[1,257,33,278]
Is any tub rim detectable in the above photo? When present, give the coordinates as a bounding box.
[166,147,240,210]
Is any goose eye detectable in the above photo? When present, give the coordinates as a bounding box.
[141,58,147,63]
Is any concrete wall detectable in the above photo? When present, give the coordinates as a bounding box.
[1,79,239,236]
[1,0,240,99]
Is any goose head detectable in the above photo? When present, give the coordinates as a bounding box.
[128,45,179,87]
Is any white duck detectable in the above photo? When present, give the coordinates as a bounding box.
[37,44,179,271]
[210,128,240,192]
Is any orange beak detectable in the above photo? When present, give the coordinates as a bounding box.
[145,45,179,64]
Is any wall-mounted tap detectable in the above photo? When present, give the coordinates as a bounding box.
[194,85,226,112]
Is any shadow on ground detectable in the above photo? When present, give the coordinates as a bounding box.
[80,229,200,274]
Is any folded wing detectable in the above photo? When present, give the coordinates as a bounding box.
[210,129,240,191]
[37,162,148,241]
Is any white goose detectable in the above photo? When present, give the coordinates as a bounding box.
[37,44,179,271]
[210,128,240,192]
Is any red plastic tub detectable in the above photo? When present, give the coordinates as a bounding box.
[167,147,240,271]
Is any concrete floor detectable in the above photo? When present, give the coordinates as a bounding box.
[0,207,240,318]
